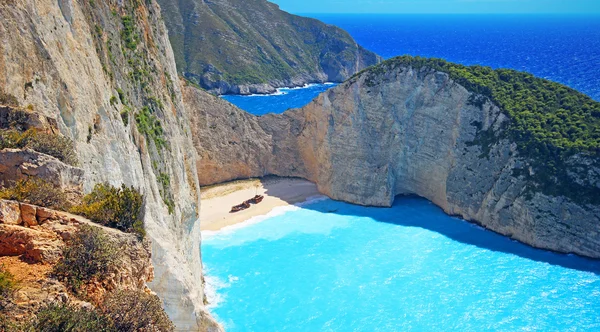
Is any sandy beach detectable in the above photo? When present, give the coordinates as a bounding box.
[200,177,321,231]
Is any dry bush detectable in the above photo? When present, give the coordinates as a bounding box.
[25,303,115,332]
[103,289,175,331]
[0,129,78,166]
[0,178,70,210]
[0,265,17,311]
[52,225,118,293]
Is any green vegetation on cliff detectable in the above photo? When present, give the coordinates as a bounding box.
[71,183,145,238]
[0,129,78,166]
[0,178,69,210]
[53,225,118,293]
[0,266,16,311]
[0,107,78,165]
[25,291,174,332]
[355,56,600,204]
[156,0,380,92]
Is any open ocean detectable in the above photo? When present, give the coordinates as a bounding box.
[224,14,600,115]
[206,15,600,331]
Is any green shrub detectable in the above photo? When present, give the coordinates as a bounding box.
[0,91,19,107]
[23,291,176,332]
[157,172,174,214]
[109,96,118,106]
[70,183,144,238]
[53,225,118,293]
[148,96,164,110]
[0,266,17,310]
[26,303,115,332]
[0,129,78,166]
[135,106,167,150]
[116,88,127,105]
[0,178,69,210]
[120,106,130,126]
[103,290,175,331]
[27,132,78,166]
[121,16,138,51]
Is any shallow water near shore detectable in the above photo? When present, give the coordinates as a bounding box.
[202,197,600,331]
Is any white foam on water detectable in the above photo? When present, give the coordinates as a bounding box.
[221,83,337,98]
[203,269,230,310]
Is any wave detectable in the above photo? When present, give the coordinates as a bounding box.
[203,272,226,310]
[222,83,338,98]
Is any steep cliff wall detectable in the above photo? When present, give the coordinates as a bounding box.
[182,81,273,186]
[0,0,219,330]
[187,58,600,259]
[158,0,381,95]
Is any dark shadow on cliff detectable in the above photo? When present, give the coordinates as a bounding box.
[261,178,600,276]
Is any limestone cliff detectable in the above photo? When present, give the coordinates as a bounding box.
[0,0,219,330]
[182,81,272,186]
[158,0,381,95]
[186,58,600,259]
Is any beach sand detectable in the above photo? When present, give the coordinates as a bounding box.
[200,177,321,231]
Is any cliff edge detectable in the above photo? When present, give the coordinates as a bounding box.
[0,0,220,330]
[158,0,381,95]
[186,56,600,259]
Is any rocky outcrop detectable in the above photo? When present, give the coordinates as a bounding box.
[0,106,59,134]
[0,149,84,195]
[0,0,219,329]
[158,0,381,95]
[0,200,155,319]
[186,61,600,259]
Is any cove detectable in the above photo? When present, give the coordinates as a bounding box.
[221,83,337,115]
[202,197,600,331]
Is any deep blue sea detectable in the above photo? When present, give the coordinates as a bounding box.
[222,83,338,116]
[204,15,600,331]
[223,15,600,115]
[203,197,600,331]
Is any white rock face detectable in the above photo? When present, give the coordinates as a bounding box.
[188,65,600,259]
[0,0,220,330]
[0,149,84,193]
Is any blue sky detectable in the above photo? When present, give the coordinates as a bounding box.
[269,0,600,14]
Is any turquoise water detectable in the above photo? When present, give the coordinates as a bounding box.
[206,15,600,330]
[202,197,600,331]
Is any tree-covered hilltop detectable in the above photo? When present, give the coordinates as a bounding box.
[353,56,600,204]
[156,0,381,94]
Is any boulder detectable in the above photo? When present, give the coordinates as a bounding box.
[0,224,62,263]
[0,200,22,225]
[0,149,84,196]
[20,203,37,227]
[36,207,57,224]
